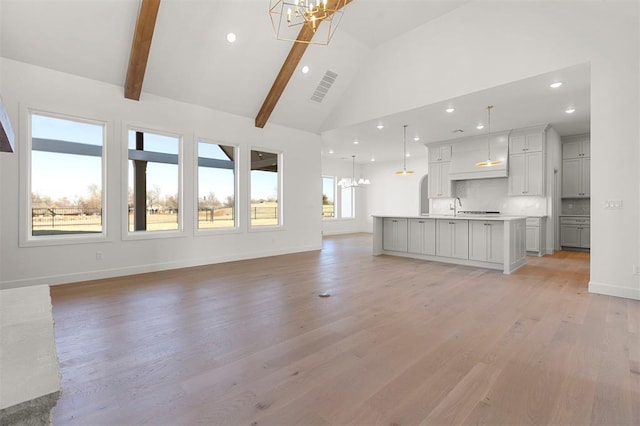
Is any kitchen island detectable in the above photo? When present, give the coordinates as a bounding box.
[373,215,527,274]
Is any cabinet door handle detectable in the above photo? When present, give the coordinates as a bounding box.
[418,221,424,224]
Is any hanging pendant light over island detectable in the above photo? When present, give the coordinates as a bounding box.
[476,105,503,168]
[396,124,414,175]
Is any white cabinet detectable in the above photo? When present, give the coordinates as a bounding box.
[562,138,590,159]
[509,132,543,153]
[560,216,590,249]
[469,220,504,263]
[429,144,452,163]
[525,217,546,256]
[428,161,453,198]
[508,127,545,196]
[436,219,469,259]
[562,157,590,198]
[562,135,590,198]
[508,151,544,196]
[383,218,408,252]
[408,219,436,255]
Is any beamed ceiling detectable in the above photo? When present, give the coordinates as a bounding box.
[1,0,591,164]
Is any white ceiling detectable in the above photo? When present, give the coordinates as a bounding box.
[1,0,590,164]
[321,62,591,164]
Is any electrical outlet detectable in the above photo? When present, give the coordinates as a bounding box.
[96,251,103,261]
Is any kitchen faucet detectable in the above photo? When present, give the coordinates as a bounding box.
[450,197,462,216]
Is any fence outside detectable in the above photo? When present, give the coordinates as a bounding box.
[32,205,280,233]
[322,205,335,218]
[32,207,102,234]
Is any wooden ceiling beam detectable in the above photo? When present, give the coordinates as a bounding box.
[125,0,161,101]
[255,0,353,128]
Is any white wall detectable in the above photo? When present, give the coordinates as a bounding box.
[324,1,640,300]
[0,58,323,289]
[362,157,429,228]
[321,156,368,235]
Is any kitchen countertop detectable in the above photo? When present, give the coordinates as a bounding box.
[372,214,526,221]
[560,214,590,217]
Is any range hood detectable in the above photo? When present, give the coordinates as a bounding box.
[448,131,510,180]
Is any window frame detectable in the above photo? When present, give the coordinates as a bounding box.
[248,147,283,231]
[20,107,109,247]
[122,124,185,241]
[322,175,337,220]
[194,137,240,235]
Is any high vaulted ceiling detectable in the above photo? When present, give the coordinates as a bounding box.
[1,0,590,164]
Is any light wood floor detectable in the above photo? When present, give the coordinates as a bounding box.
[50,234,639,425]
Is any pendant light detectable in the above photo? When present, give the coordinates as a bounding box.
[338,155,370,188]
[476,105,502,168]
[396,124,414,175]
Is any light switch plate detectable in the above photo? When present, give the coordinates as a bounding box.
[604,200,623,209]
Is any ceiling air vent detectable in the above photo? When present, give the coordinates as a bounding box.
[310,70,338,103]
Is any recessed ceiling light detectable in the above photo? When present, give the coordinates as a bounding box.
[550,82,563,88]
[371,158,375,162]
[376,123,384,129]
[445,107,455,113]
[301,65,309,74]
[413,136,420,141]
[476,124,484,130]
[565,107,576,114]
[353,140,359,145]
[328,149,334,154]
[226,32,236,43]
[406,153,411,157]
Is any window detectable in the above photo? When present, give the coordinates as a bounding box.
[127,130,180,232]
[30,112,104,237]
[341,186,355,218]
[250,149,280,227]
[322,176,335,219]
[197,141,236,229]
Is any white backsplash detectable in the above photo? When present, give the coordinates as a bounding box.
[431,178,547,216]
[562,198,590,215]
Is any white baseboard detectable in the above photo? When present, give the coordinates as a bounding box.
[0,244,321,290]
[589,281,640,300]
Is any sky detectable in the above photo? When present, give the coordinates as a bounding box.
[31,113,279,204]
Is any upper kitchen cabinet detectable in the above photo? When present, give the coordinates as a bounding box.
[429,144,452,163]
[428,144,453,198]
[508,126,547,196]
[428,161,453,198]
[562,134,590,198]
[509,131,543,153]
[562,135,590,159]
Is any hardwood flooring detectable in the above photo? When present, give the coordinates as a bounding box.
[49,234,639,425]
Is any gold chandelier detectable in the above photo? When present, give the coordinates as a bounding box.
[269,0,347,45]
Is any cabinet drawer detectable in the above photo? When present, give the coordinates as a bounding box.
[560,216,590,225]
